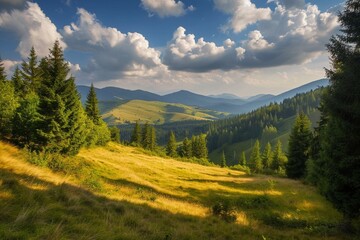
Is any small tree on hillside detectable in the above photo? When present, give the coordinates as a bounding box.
[166,131,177,157]
[272,140,287,171]
[240,151,247,166]
[262,142,272,170]
[85,83,101,125]
[286,113,312,179]
[21,47,42,92]
[181,137,192,158]
[220,151,227,168]
[131,121,142,146]
[250,140,262,173]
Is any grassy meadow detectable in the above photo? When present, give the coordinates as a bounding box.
[101,100,230,125]
[0,141,354,240]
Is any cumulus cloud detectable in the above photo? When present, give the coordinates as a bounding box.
[214,0,272,33]
[239,2,340,68]
[0,0,27,12]
[2,59,21,77]
[163,26,245,72]
[62,8,166,82]
[141,0,193,18]
[0,2,65,58]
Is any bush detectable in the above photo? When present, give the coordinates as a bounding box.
[230,164,251,175]
[211,202,237,222]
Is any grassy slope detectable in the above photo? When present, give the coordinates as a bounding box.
[209,110,321,165]
[0,141,351,240]
[102,100,230,125]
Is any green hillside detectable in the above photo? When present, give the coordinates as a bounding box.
[101,100,230,125]
[1,141,353,240]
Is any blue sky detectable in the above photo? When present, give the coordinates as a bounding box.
[0,0,343,96]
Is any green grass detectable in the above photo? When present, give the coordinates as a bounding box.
[0,141,356,239]
[101,100,230,125]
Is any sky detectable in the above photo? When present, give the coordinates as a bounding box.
[0,0,344,97]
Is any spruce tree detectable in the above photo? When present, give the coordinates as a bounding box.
[166,131,177,157]
[318,0,360,223]
[85,83,101,125]
[11,67,26,96]
[262,142,272,170]
[0,81,18,137]
[110,126,120,143]
[220,151,227,168]
[37,41,87,155]
[286,113,312,179]
[250,140,262,173]
[272,140,287,171]
[131,121,142,146]
[198,134,208,159]
[181,137,192,158]
[21,47,42,92]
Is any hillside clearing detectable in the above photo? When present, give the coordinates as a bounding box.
[0,142,351,239]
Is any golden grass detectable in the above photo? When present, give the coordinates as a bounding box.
[0,141,353,239]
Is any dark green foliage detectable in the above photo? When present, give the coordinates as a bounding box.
[262,142,272,170]
[11,67,26,96]
[271,140,287,172]
[85,83,101,125]
[166,131,177,157]
[286,113,312,179]
[220,151,227,167]
[316,0,360,221]
[180,137,192,158]
[12,92,42,148]
[21,47,42,93]
[0,81,18,138]
[130,121,142,146]
[37,41,87,155]
[191,134,208,159]
[207,89,324,152]
[250,140,262,173]
[142,123,156,151]
[110,126,120,143]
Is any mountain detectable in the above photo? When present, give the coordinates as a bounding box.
[208,93,241,99]
[77,78,329,114]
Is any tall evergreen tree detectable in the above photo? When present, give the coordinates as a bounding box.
[0,81,18,137]
[318,0,360,224]
[181,137,192,158]
[262,142,273,170]
[250,140,262,173]
[286,113,312,179]
[220,151,227,168]
[21,47,42,92]
[166,131,177,157]
[272,140,287,171]
[85,83,101,125]
[110,126,120,143]
[131,121,142,146]
[11,67,26,96]
[37,41,87,155]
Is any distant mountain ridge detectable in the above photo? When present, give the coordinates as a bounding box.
[77,78,329,114]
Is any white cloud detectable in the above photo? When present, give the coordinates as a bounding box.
[244,30,274,50]
[2,59,21,77]
[163,26,245,72]
[214,0,272,33]
[62,8,166,83]
[141,0,192,18]
[0,2,65,58]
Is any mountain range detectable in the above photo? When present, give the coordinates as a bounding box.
[78,78,329,114]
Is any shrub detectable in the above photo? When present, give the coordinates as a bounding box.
[211,202,237,222]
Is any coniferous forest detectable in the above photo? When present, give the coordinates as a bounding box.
[0,0,359,238]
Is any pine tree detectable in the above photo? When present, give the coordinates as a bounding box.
[149,125,156,151]
[11,67,26,96]
[262,142,272,170]
[272,140,287,171]
[12,92,41,147]
[166,131,177,157]
[21,47,42,92]
[220,151,227,168]
[181,137,192,158]
[0,58,6,83]
[286,113,312,179]
[131,121,142,146]
[240,151,247,166]
[198,134,208,159]
[0,81,18,137]
[85,83,101,125]
[110,126,120,143]
[250,140,263,173]
[318,0,360,223]
[37,41,87,155]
